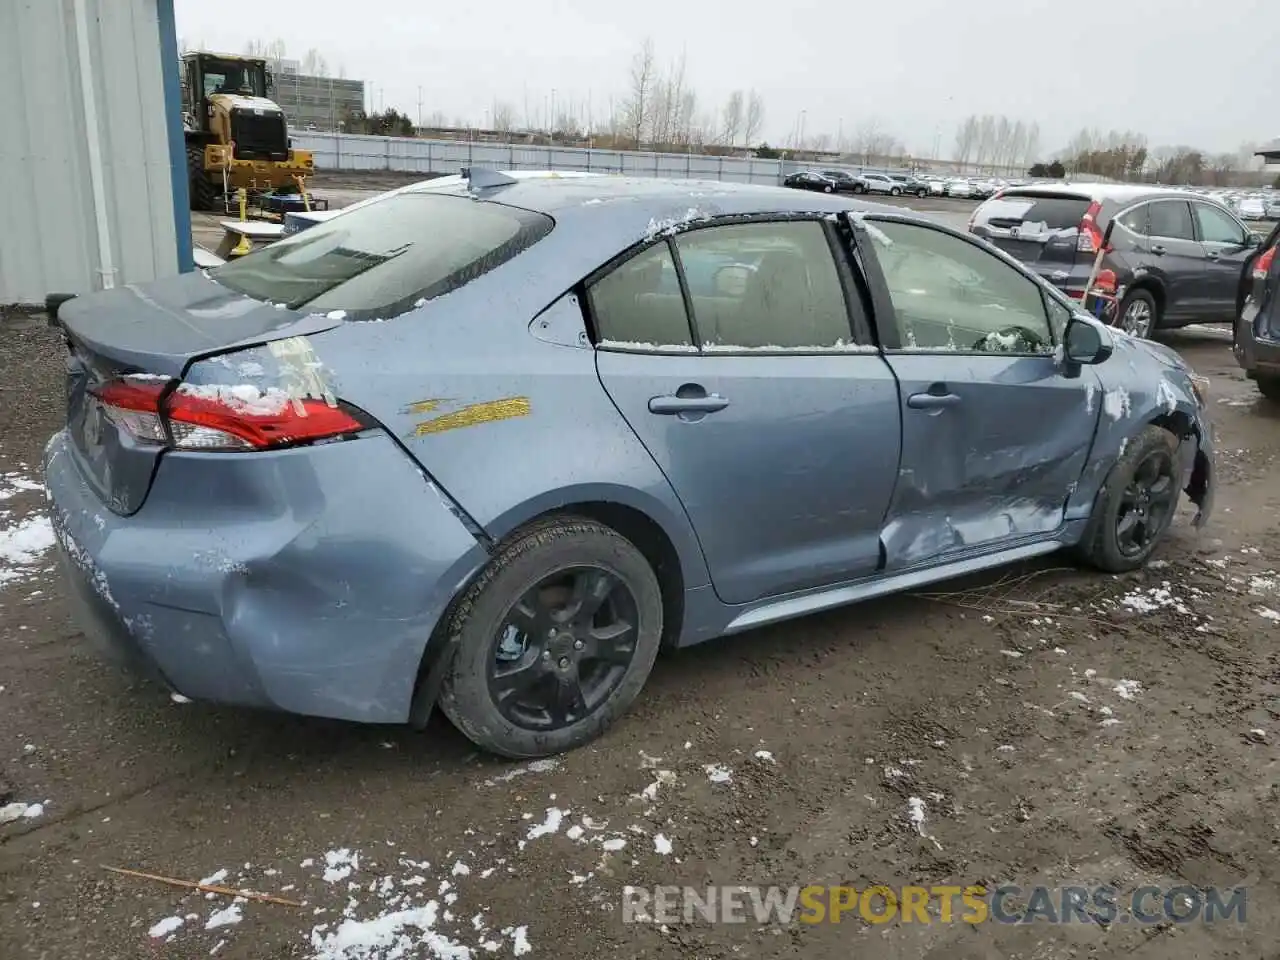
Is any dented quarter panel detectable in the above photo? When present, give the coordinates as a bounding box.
[313,285,714,592]
[44,430,486,723]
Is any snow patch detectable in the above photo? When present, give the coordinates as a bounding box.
[704,764,732,784]
[1102,386,1131,421]
[0,515,55,586]
[149,916,184,938]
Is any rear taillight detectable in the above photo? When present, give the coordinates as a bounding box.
[1253,246,1276,281]
[1077,200,1106,254]
[92,378,370,452]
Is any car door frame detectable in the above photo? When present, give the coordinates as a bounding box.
[1189,198,1255,319]
[840,210,1102,569]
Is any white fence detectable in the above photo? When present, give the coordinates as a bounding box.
[291,132,911,186]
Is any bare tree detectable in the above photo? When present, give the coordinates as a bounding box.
[301,48,328,77]
[744,90,765,147]
[622,38,657,148]
[492,101,517,135]
[953,116,979,166]
[721,91,744,147]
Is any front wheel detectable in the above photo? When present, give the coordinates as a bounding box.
[917,188,928,197]
[823,184,833,193]
[438,517,664,758]
[852,184,866,194]
[1257,375,1280,403]
[1078,425,1181,573]
[890,187,902,196]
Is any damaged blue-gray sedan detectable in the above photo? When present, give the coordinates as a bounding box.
[44,170,1215,758]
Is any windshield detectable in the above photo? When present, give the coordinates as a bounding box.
[201,59,266,98]
[210,193,554,319]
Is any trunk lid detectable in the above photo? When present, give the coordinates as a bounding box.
[57,271,343,515]
[970,191,1094,271]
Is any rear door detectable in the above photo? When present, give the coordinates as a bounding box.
[1191,200,1255,320]
[592,218,903,605]
[1145,199,1209,320]
[969,191,1092,291]
[850,214,1099,570]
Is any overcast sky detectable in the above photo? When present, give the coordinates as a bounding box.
[175,0,1278,158]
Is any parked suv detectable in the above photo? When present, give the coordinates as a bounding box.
[1234,222,1280,401]
[970,184,1261,337]
[819,169,867,193]
[888,173,931,198]
[854,173,904,196]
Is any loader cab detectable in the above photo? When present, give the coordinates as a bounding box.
[181,53,288,162]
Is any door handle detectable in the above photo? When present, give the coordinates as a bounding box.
[1151,244,1166,256]
[648,395,730,415]
[907,392,962,409]
[1205,250,1220,260]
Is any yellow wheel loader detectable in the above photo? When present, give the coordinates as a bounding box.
[181,52,315,211]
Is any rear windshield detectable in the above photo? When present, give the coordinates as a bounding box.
[210,193,554,319]
[975,192,1091,230]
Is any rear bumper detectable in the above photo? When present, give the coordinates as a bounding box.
[44,431,487,723]
[1234,300,1280,377]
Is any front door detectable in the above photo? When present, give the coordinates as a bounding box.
[1192,200,1255,320]
[849,214,1100,570]
[591,218,902,605]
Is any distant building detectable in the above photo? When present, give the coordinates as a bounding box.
[1257,139,1280,164]
[268,63,365,132]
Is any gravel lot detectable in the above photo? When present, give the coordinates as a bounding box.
[3,192,1280,959]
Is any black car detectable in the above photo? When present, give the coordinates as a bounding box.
[970,184,1261,338]
[819,170,867,193]
[1234,221,1280,401]
[888,174,931,198]
[783,171,838,193]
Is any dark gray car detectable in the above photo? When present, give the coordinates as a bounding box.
[1234,221,1280,401]
[970,184,1262,337]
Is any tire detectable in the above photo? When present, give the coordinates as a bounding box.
[1116,288,1158,338]
[1258,375,1280,403]
[186,144,220,212]
[1078,425,1181,573]
[890,187,902,197]
[823,184,833,193]
[852,184,865,194]
[437,517,664,758]
[917,188,928,198]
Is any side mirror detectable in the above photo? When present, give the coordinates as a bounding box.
[1064,318,1113,365]
[1245,232,1262,248]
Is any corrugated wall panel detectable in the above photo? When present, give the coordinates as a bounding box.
[0,0,180,306]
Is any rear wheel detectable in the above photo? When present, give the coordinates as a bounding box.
[1078,425,1181,573]
[438,517,664,758]
[917,188,928,197]
[1116,288,1158,338]
[1257,376,1280,403]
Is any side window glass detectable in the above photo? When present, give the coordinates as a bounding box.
[1148,201,1195,241]
[587,242,694,350]
[674,221,853,350]
[863,218,1053,355]
[1193,203,1246,244]
[1115,204,1148,236]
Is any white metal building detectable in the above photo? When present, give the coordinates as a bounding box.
[0,0,189,306]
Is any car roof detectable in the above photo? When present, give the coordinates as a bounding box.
[1002,182,1206,206]
[399,173,903,248]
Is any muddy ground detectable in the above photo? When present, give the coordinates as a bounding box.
[2,268,1279,958]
